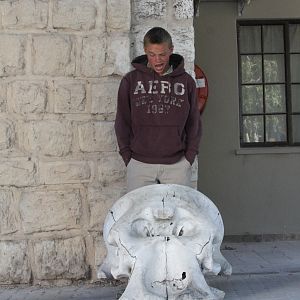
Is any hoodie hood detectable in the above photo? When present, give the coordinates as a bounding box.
[131,53,185,77]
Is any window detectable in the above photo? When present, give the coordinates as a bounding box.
[238,21,300,147]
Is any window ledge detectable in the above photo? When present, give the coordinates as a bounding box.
[236,147,300,155]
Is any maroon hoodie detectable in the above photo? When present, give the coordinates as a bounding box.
[115,53,201,165]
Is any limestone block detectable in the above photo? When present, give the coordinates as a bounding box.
[20,189,81,233]
[90,78,120,114]
[8,81,47,114]
[105,35,131,76]
[0,34,26,77]
[98,152,125,184]
[80,36,106,77]
[78,121,116,152]
[33,237,87,280]
[88,184,126,230]
[133,0,167,21]
[0,158,36,186]
[173,0,194,19]
[95,0,106,32]
[0,241,31,284]
[0,81,7,112]
[18,120,73,156]
[32,35,76,76]
[107,0,131,32]
[53,0,97,31]
[172,26,195,66]
[0,119,14,150]
[94,235,106,269]
[0,190,20,234]
[1,0,48,29]
[39,161,91,184]
[54,81,86,113]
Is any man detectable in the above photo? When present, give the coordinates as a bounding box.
[115,27,201,192]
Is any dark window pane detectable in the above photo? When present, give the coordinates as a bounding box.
[265,84,286,113]
[266,115,287,142]
[292,115,300,142]
[239,26,261,53]
[290,54,300,83]
[263,25,284,53]
[242,116,264,143]
[289,24,300,53]
[264,54,285,83]
[291,84,300,113]
[242,85,263,114]
[241,55,262,83]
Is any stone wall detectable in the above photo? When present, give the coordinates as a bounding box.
[0,0,196,285]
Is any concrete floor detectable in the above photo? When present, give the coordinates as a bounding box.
[0,240,300,300]
[210,240,300,300]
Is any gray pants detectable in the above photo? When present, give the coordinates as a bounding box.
[126,157,192,192]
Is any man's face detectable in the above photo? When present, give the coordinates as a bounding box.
[144,42,173,76]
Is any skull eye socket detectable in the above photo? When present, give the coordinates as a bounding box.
[131,218,154,237]
[179,227,184,236]
[173,220,196,237]
[174,226,184,236]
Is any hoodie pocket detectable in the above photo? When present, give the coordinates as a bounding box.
[131,126,183,158]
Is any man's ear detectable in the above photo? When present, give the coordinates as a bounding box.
[144,45,149,54]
